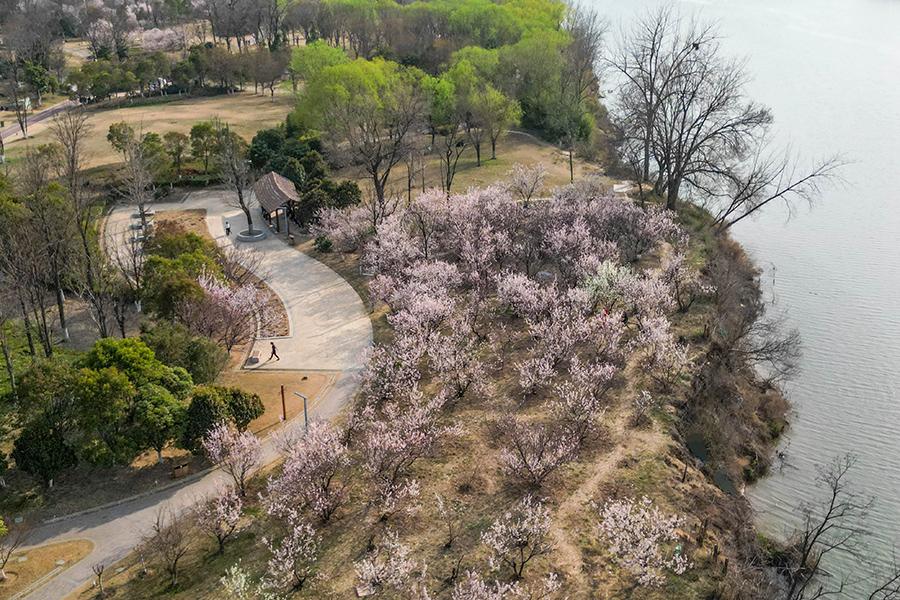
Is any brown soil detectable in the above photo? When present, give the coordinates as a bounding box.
[0,539,94,600]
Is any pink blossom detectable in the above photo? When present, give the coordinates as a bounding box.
[497,416,579,487]
[481,495,554,579]
[203,422,262,497]
[195,483,242,554]
[179,271,278,353]
[594,496,692,586]
[262,520,320,592]
[354,529,421,594]
[265,421,349,523]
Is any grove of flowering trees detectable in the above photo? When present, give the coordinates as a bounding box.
[202,173,709,599]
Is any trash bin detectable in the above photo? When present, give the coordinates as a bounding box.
[289,234,296,246]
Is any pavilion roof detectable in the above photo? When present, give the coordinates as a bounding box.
[253,171,300,216]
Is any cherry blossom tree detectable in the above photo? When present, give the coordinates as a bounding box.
[142,27,185,52]
[452,571,562,600]
[262,520,320,593]
[428,327,487,400]
[482,495,555,580]
[635,317,690,389]
[498,416,579,487]
[265,421,349,523]
[311,206,371,254]
[203,422,262,497]
[358,337,425,405]
[362,212,421,278]
[354,529,421,595]
[435,493,464,548]
[195,483,243,554]
[145,507,192,587]
[179,272,278,353]
[360,394,459,511]
[370,260,462,314]
[550,359,617,444]
[506,163,547,206]
[594,496,691,587]
[496,272,553,321]
[657,252,713,312]
[407,190,449,259]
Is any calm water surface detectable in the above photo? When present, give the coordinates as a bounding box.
[589,0,900,589]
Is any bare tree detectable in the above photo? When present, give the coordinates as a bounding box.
[145,507,193,588]
[1,53,30,138]
[92,563,106,597]
[607,6,716,185]
[783,455,871,600]
[17,149,77,342]
[610,6,841,217]
[0,522,32,580]
[121,130,157,231]
[214,120,258,236]
[709,145,845,233]
[49,110,113,337]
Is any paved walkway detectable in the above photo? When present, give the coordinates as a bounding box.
[1,100,77,142]
[21,189,372,600]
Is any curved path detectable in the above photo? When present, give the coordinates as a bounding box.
[20,189,373,600]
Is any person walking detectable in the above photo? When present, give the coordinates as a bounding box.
[269,341,280,361]
[225,221,231,236]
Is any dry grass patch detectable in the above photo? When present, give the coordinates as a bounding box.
[219,369,338,436]
[5,92,292,168]
[0,539,93,600]
[334,131,611,199]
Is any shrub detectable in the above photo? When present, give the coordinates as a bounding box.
[180,386,230,451]
[12,421,78,485]
[314,235,332,253]
[222,387,265,431]
[141,323,229,384]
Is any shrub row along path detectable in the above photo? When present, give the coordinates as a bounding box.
[20,188,373,600]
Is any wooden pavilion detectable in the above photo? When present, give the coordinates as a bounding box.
[252,171,299,235]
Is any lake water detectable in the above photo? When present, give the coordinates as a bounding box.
[588,0,900,591]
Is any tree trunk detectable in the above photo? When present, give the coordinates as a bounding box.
[0,327,15,396]
[666,178,680,210]
[569,148,574,183]
[18,298,36,357]
[55,281,68,341]
[157,449,163,464]
[242,205,254,234]
[475,143,481,167]
[491,137,497,160]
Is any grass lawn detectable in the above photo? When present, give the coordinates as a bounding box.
[4,91,293,169]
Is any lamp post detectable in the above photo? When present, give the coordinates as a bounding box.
[294,392,308,431]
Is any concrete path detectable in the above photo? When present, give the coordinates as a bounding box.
[20,189,372,600]
[1,100,77,142]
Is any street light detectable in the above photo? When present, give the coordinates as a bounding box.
[294,392,309,431]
